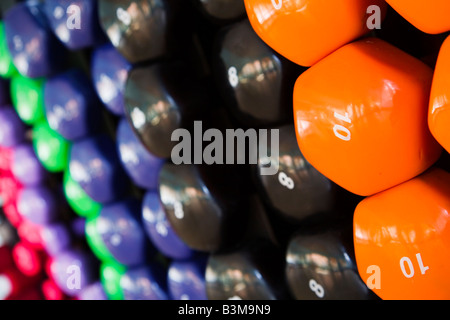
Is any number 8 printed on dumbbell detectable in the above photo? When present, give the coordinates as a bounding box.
[309,279,324,298]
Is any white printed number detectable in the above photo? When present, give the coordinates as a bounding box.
[271,0,282,10]
[278,172,294,190]
[333,111,352,141]
[309,279,324,298]
[228,67,239,88]
[400,253,429,278]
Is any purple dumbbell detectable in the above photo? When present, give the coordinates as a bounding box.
[168,256,208,300]
[48,248,97,296]
[116,117,165,190]
[11,144,46,186]
[142,191,194,260]
[39,222,72,257]
[17,185,58,225]
[91,43,131,116]
[4,2,67,78]
[43,0,106,50]
[69,134,130,204]
[44,69,102,141]
[120,265,169,300]
[77,281,108,300]
[0,106,26,147]
[95,199,153,267]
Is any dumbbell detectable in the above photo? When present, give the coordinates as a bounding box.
[293,37,442,196]
[91,43,131,116]
[286,223,377,300]
[11,240,47,277]
[253,124,336,225]
[47,247,98,297]
[16,219,44,250]
[158,162,251,252]
[44,68,103,142]
[41,278,69,300]
[77,281,108,300]
[192,0,246,23]
[119,265,169,300]
[69,134,130,204]
[205,238,290,300]
[10,74,45,126]
[0,106,26,148]
[372,6,447,68]
[244,0,387,67]
[11,143,47,187]
[16,184,59,225]
[39,222,72,257]
[385,0,450,35]
[43,0,106,50]
[63,167,102,219]
[3,1,67,78]
[100,260,126,300]
[141,190,195,260]
[212,19,302,127]
[0,171,22,209]
[124,60,209,159]
[167,255,208,300]
[97,0,191,64]
[354,168,450,300]
[429,35,450,154]
[0,21,18,78]
[32,119,71,173]
[116,117,165,190]
[85,198,155,268]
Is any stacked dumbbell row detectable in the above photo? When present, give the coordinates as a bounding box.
[0,51,108,301]
[0,0,177,301]
[244,0,450,300]
[0,145,43,300]
[0,0,382,300]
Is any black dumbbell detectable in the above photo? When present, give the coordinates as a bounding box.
[212,20,304,127]
[205,238,290,300]
[285,222,379,300]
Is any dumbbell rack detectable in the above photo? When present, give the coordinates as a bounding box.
[0,0,450,302]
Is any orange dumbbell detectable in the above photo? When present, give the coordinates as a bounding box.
[293,37,442,196]
[353,168,450,300]
[429,35,450,154]
[386,0,450,34]
[244,0,387,67]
